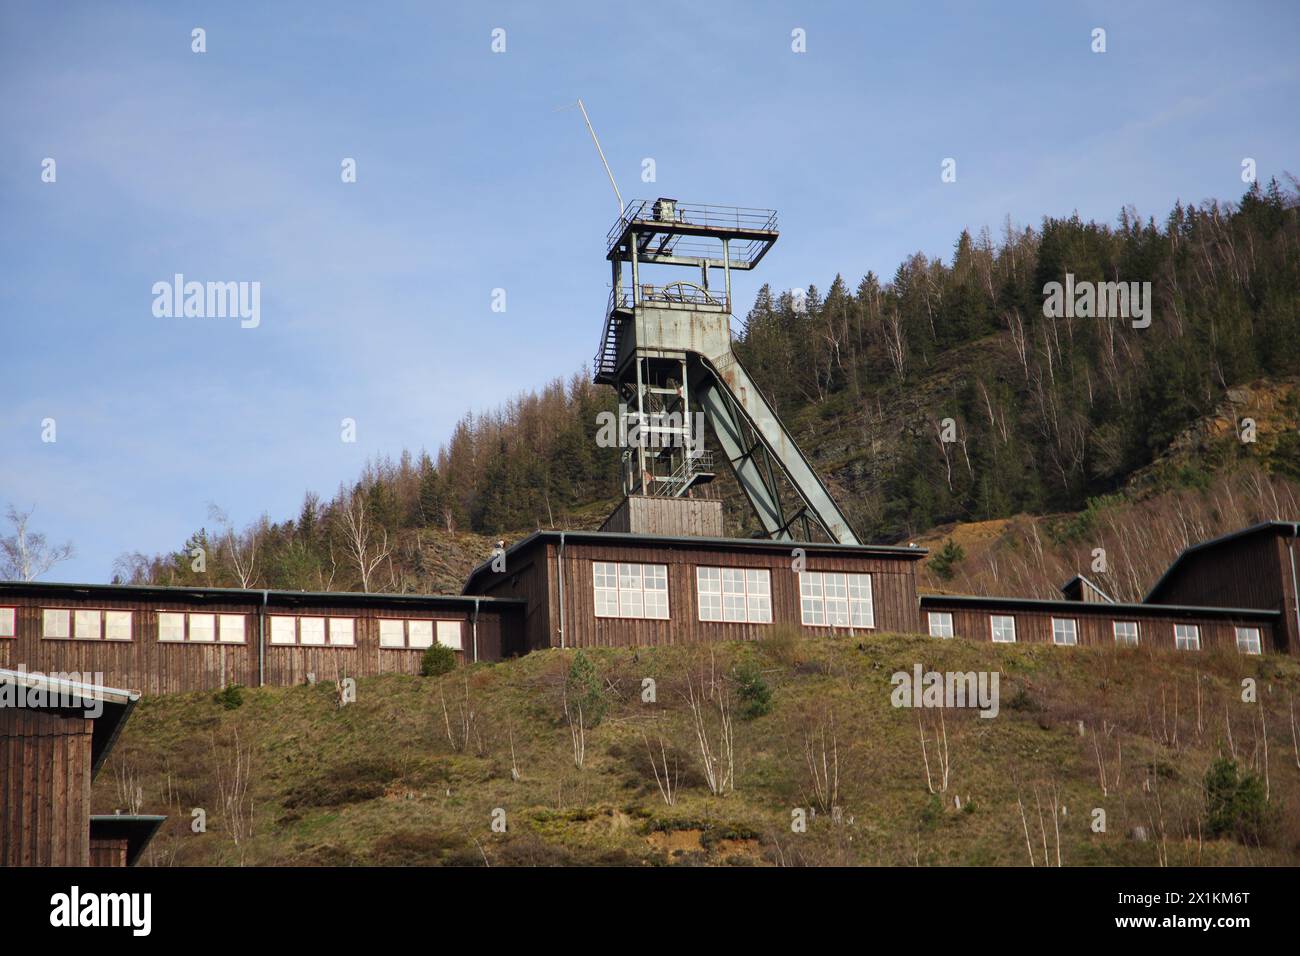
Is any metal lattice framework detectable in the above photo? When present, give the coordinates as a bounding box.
[594,199,858,545]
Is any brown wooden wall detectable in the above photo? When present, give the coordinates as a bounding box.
[600,496,725,536]
[1147,530,1298,654]
[921,602,1280,653]
[0,708,92,867]
[0,595,522,696]
[90,838,129,867]
[475,539,922,650]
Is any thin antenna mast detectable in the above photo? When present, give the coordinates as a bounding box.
[573,98,623,217]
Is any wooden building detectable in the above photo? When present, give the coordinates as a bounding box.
[0,668,157,867]
[462,530,927,651]
[89,814,167,867]
[0,583,526,696]
[919,593,1281,654]
[1144,520,1299,655]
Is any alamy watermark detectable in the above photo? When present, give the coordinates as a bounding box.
[0,666,108,719]
[152,274,261,329]
[595,404,704,453]
[1042,273,1151,329]
[890,664,999,718]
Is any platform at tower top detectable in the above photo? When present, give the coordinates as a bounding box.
[605,199,779,270]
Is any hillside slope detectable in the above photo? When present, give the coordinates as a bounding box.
[98,633,1300,866]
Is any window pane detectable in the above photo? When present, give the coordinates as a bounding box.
[848,574,873,628]
[189,613,216,643]
[1052,618,1077,646]
[270,615,296,645]
[697,568,722,621]
[0,607,14,638]
[437,620,462,649]
[408,620,434,649]
[929,612,953,638]
[158,612,185,642]
[74,609,101,640]
[643,565,667,591]
[1113,621,1138,646]
[328,618,355,646]
[299,616,326,646]
[1235,627,1261,655]
[219,614,245,644]
[379,619,405,648]
[992,616,1015,643]
[620,587,644,619]
[104,611,132,641]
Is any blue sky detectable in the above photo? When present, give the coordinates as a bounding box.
[1,1,1297,582]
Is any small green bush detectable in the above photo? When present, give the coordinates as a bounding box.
[565,649,606,726]
[1203,758,1273,844]
[420,644,457,677]
[928,538,965,581]
[734,661,773,719]
[214,684,244,710]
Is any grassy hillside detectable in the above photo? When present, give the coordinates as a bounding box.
[97,632,1300,867]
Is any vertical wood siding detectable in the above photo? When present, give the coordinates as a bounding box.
[921,602,1280,653]
[485,539,925,650]
[0,595,521,695]
[0,708,91,866]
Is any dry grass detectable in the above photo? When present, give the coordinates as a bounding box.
[96,633,1300,867]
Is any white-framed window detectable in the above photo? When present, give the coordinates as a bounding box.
[377,618,455,649]
[593,562,670,620]
[269,615,296,645]
[299,616,326,646]
[799,572,874,629]
[42,608,71,640]
[104,611,132,641]
[991,615,1016,643]
[157,612,185,642]
[408,620,434,649]
[928,612,954,638]
[379,619,405,648]
[0,607,14,638]
[1051,617,1078,646]
[1174,623,1201,651]
[1113,620,1139,647]
[74,609,101,640]
[696,567,772,624]
[328,617,355,647]
[219,614,245,644]
[436,620,462,649]
[188,613,216,643]
[1235,626,1262,655]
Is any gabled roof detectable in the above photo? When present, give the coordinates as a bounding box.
[463,529,928,593]
[0,668,140,777]
[1060,574,1115,603]
[1143,520,1300,603]
[89,815,167,866]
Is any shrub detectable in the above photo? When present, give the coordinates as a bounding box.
[928,538,965,581]
[214,684,244,710]
[566,650,606,726]
[758,624,803,666]
[734,661,773,719]
[420,644,457,677]
[1203,758,1273,844]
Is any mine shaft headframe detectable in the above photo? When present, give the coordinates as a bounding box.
[606,199,779,271]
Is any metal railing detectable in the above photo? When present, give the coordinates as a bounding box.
[606,200,778,253]
[609,282,728,313]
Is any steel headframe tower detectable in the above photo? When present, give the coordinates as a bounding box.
[594,199,860,545]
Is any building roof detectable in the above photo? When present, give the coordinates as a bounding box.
[0,580,524,611]
[89,815,167,866]
[1143,520,1300,603]
[0,667,140,777]
[463,529,928,593]
[921,593,1281,621]
[1059,574,1116,603]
